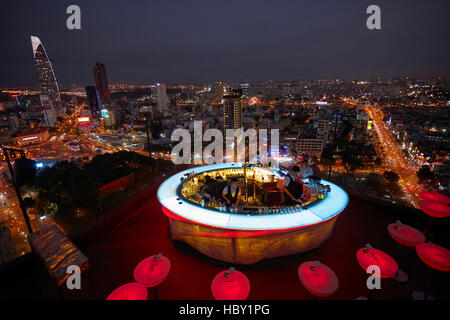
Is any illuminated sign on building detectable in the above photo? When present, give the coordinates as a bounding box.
[77,117,90,122]
[101,109,110,118]
[367,120,373,130]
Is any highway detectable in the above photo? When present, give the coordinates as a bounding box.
[366,105,420,208]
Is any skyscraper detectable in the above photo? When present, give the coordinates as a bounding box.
[214,81,225,103]
[240,83,250,98]
[93,63,110,105]
[150,83,168,115]
[39,95,57,127]
[223,87,243,132]
[85,86,100,115]
[30,36,60,103]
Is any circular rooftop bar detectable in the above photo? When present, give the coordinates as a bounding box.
[157,163,349,264]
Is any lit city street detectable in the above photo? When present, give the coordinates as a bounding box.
[366,106,421,208]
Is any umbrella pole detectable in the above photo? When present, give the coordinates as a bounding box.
[367,288,374,300]
[244,162,248,205]
[423,269,433,300]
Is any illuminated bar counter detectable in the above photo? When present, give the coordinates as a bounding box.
[157,163,349,264]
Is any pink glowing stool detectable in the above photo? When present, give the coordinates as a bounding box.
[412,242,450,300]
[388,221,426,283]
[419,200,450,236]
[298,261,339,298]
[419,191,450,204]
[388,221,426,247]
[355,244,399,300]
[211,267,250,300]
[133,253,171,299]
[419,200,450,219]
[416,242,450,272]
[106,282,148,300]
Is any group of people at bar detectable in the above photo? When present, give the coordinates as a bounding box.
[199,160,316,211]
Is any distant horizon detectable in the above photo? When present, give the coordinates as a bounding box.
[2,74,450,90]
[1,1,449,87]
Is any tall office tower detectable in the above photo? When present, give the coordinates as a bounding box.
[93,62,110,105]
[30,36,60,103]
[39,95,57,127]
[101,109,116,127]
[240,83,250,98]
[150,83,168,115]
[214,81,225,102]
[316,119,330,142]
[85,86,100,116]
[223,87,243,132]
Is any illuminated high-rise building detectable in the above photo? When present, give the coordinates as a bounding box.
[214,81,225,102]
[240,83,250,98]
[85,86,100,115]
[30,36,60,103]
[223,87,242,132]
[150,83,168,115]
[93,62,110,105]
[39,95,57,127]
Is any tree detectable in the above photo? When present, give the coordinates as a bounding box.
[34,151,155,216]
[340,141,365,174]
[320,143,335,168]
[22,197,35,208]
[382,171,403,199]
[417,165,435,184]
[367,173,385,196]
[383,171,400,183]
[149,121,163,140]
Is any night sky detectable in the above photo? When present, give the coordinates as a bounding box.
[1,0,449,86]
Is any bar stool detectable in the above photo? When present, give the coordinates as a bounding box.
[106,282,148,300]
[133,253,171,300]
[355,244,398,300]
[419,190,450,204]
[387,220,426,282]
[298,261,339,299]
[211,267,250,300]
[411,242,450,300]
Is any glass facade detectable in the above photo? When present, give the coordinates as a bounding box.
[30,36,60,103]
[223,87,242,132]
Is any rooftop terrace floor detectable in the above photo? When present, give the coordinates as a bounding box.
[1,185,449,300]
